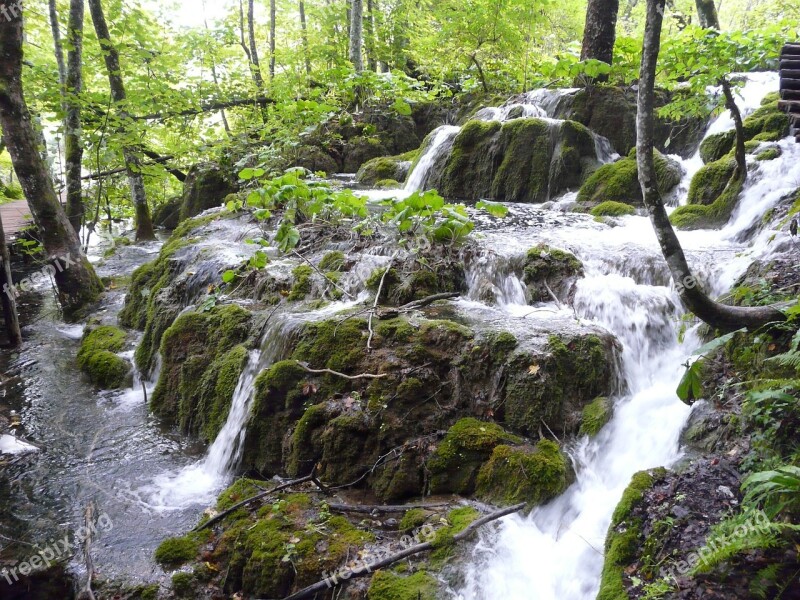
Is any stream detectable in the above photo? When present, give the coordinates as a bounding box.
[1,72,797,598]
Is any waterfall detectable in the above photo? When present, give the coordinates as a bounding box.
[454,72,790,599]
[405,125,461,192]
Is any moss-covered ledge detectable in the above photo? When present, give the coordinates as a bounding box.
[77,325,131,389]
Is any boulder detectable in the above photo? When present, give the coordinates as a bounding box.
[179,163,236,221]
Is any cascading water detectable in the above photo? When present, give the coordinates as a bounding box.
[405,125,461,192]
[453,72,791,599]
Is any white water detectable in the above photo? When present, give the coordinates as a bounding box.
[456,72,790,599]
[405,125,461,192]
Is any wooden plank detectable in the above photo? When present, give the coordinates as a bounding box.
[0,200,32,242]
[778,100,800,111]
[782,44,800,57]
[781,89,800,101]
[781,60,800,70]
[781,79,800,91]
[779,69,800,79]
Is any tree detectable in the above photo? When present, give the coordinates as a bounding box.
[270,0,277,80]
[0,213,22,346]
[635,0,784,333]
[579,0,621,82]
[299,0,312,77]
[87,0,155,241]
[64,0,87,233]
[350,0,364,72]
[0,15,103,314]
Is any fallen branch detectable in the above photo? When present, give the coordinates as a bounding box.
[194,473,315,532]
[295,361,387,380]
[326,502,451,514]
[276,503,526,600]
[291,250,353,300]
[134,96,275,121]
[400,292,460,311]
[76,503,97,600]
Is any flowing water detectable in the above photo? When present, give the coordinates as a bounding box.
[1,72,794,595]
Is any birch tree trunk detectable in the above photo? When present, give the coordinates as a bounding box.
[64,0,86,233]
[299,1,312,77]
[349,0,364,72]
[87,0,155,241]
[636,0,784,332]
[269,0,277,80]
[0,15,103,315]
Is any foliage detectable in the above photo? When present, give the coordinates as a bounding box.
[743,465,800,519]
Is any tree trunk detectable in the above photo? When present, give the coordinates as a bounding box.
[202,2,232,136]
[269,0,277,80]
[349,0,364,72]
[365,0,377,72]
[695,0,720,28]
[87,0,155,241]
[0,16,103,315]
[247,0,265,89]
[0,214,22,346]
[579,0,620,83]
[48,0,66,88]
[693,0,748,182]
[636,0,784,333]
[64,0,85,233]
[299,1,312,77]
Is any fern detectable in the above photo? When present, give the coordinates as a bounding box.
[750,564,782,599]
[765,329,800,373]
[743,465,800,518]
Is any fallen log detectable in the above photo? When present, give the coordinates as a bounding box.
[326,502,452,514]
[273,502,527,600]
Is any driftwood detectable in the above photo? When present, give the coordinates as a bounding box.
[294,361,387,380]
[326,502,451,514]
[375,292,461,320]
[76,503,97,600]
[194,474,315,532]
[272,503,527,600]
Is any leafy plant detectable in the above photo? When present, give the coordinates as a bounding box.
[743,465,800,518]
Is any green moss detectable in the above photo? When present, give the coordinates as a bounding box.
[288,264,314,301]
[755,147,781,162]
[171,572,194,596]
[375,317,417,342]
[590,201,636,217]
[687,157,736,206]
[427,418,521,495]
[200,345,249,440]
[430,506,480,562]
[77,326,130,389]
[287,403,328,476]
[577,151,680,206]
[699,130,735,164]
[580,397,613,437]
[399,508,428,532]
[367,570,439,600]
[154,535,200,569]
[476,440,568,506]
[418,319,473,341]
[672,167,743,230]
[356,150,418,185]
[376,179,401,188]
[491,118,553,203]
[319,251,346,272]
[293,318,367,373]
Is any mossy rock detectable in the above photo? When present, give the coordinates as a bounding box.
[367,570,439,600]
[179,162,236,221]
[476,440,569,506]
[356,150,417,186]
[590,201,636,217]
[288,264,314,301]
[686,157,736,206]
[522,244,584,303]
[598,468,668,600]
[319,251,347,272]
[152,196,182,229]
[755,146,781,162]
[579,397,613,437]
[150,304,252,435]
[576,150,682,207]
[292,144,339,175]
[671,165,743,230]
[699,95,790,164]
[77,325,130,389]
[427,418,521,495]
[154,535,202,569]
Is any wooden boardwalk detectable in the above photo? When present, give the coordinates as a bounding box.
[779,43,800,143]
[0,200,32,242]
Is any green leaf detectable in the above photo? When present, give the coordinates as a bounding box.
[691,328,747,357]
[222,270,237,284]
[239,167,265,181]
[476,200,510,218]
[676,360,704,404]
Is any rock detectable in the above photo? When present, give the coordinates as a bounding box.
[152,195,182,229]
[579,396,613,437]
[356,150,418,186]
[179,162,236,221]
[430,118,600,203]
[560,86,708,157]
[590,201,636,217]
[576,149,683,208]
[686,157,737,206]
[77,325,131,389]
[670,159,742,230]
[522,244,584,303]
[292,145,340,174]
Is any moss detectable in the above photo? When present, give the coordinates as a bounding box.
[418,319,473,341]
[367,570,439,600]
[699,130,735,164]
[755,147,781,162]
[580,397,613,437]
[427,418,521,495]
[597,468,667,600]
[577,151,680,206]
[288,264,314,301]
[430,506,480,562]
[672,167,743,230]
[356,151,417,185]
[293,318,367,373]
[491,118,553,203]
[399,508,428,532]
[171,572,194,596]
[475,440,569,506]
[319,251,346,272]
[439,119,502,200]
[590,201,636,217]
[77,326,130,389]
[376,179,401,188]
[150,304,252,432]
[375,317,417,343]
[487,331,518,356]
[287,403,328,476]
[686,157,736,206]
[154,535,201,569]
